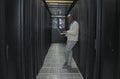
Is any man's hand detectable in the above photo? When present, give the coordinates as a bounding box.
[63,31,67,34]
[60,31,67,35]
[60,33,65,35]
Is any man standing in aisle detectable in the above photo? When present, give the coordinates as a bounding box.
[61,14,79,69]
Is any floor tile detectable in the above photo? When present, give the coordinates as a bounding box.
[40,68,58,73]
[37,74,60,79]
[60,74,81,79]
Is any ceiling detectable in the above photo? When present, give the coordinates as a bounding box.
[45,0,75,18]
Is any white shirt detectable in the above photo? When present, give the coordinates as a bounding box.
[66,21,79,41]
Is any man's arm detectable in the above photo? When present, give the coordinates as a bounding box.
[67,22,79,35]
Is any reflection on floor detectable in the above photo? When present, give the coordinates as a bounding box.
[37,43,83,79]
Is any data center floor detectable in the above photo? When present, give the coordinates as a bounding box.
[37,43,83,79]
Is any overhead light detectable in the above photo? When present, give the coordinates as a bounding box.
[48,3,59,5]
[45,0,73,3]
[47,3,72,6]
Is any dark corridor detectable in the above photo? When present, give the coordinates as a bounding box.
[0,0,120,79]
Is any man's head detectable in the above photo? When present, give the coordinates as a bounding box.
[67,14,73,22]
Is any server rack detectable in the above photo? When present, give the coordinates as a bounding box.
[0,0,7,79]
[69,0,120,79]
[0,0,52,79]
[69,0,96,79]
[98,0,119,79]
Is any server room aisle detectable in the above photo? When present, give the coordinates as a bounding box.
[36,44,83,79]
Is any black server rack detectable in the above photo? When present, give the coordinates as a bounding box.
[69,0,120,79]
[0,0,7,79]
[94,0,120,79]
[117,0,120,79]
[24,0,34,79]
[98,0,120,79]
[0,0,52,79]
[69,0,96,79]
[37,0,52,74]
[5,0,25,79]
